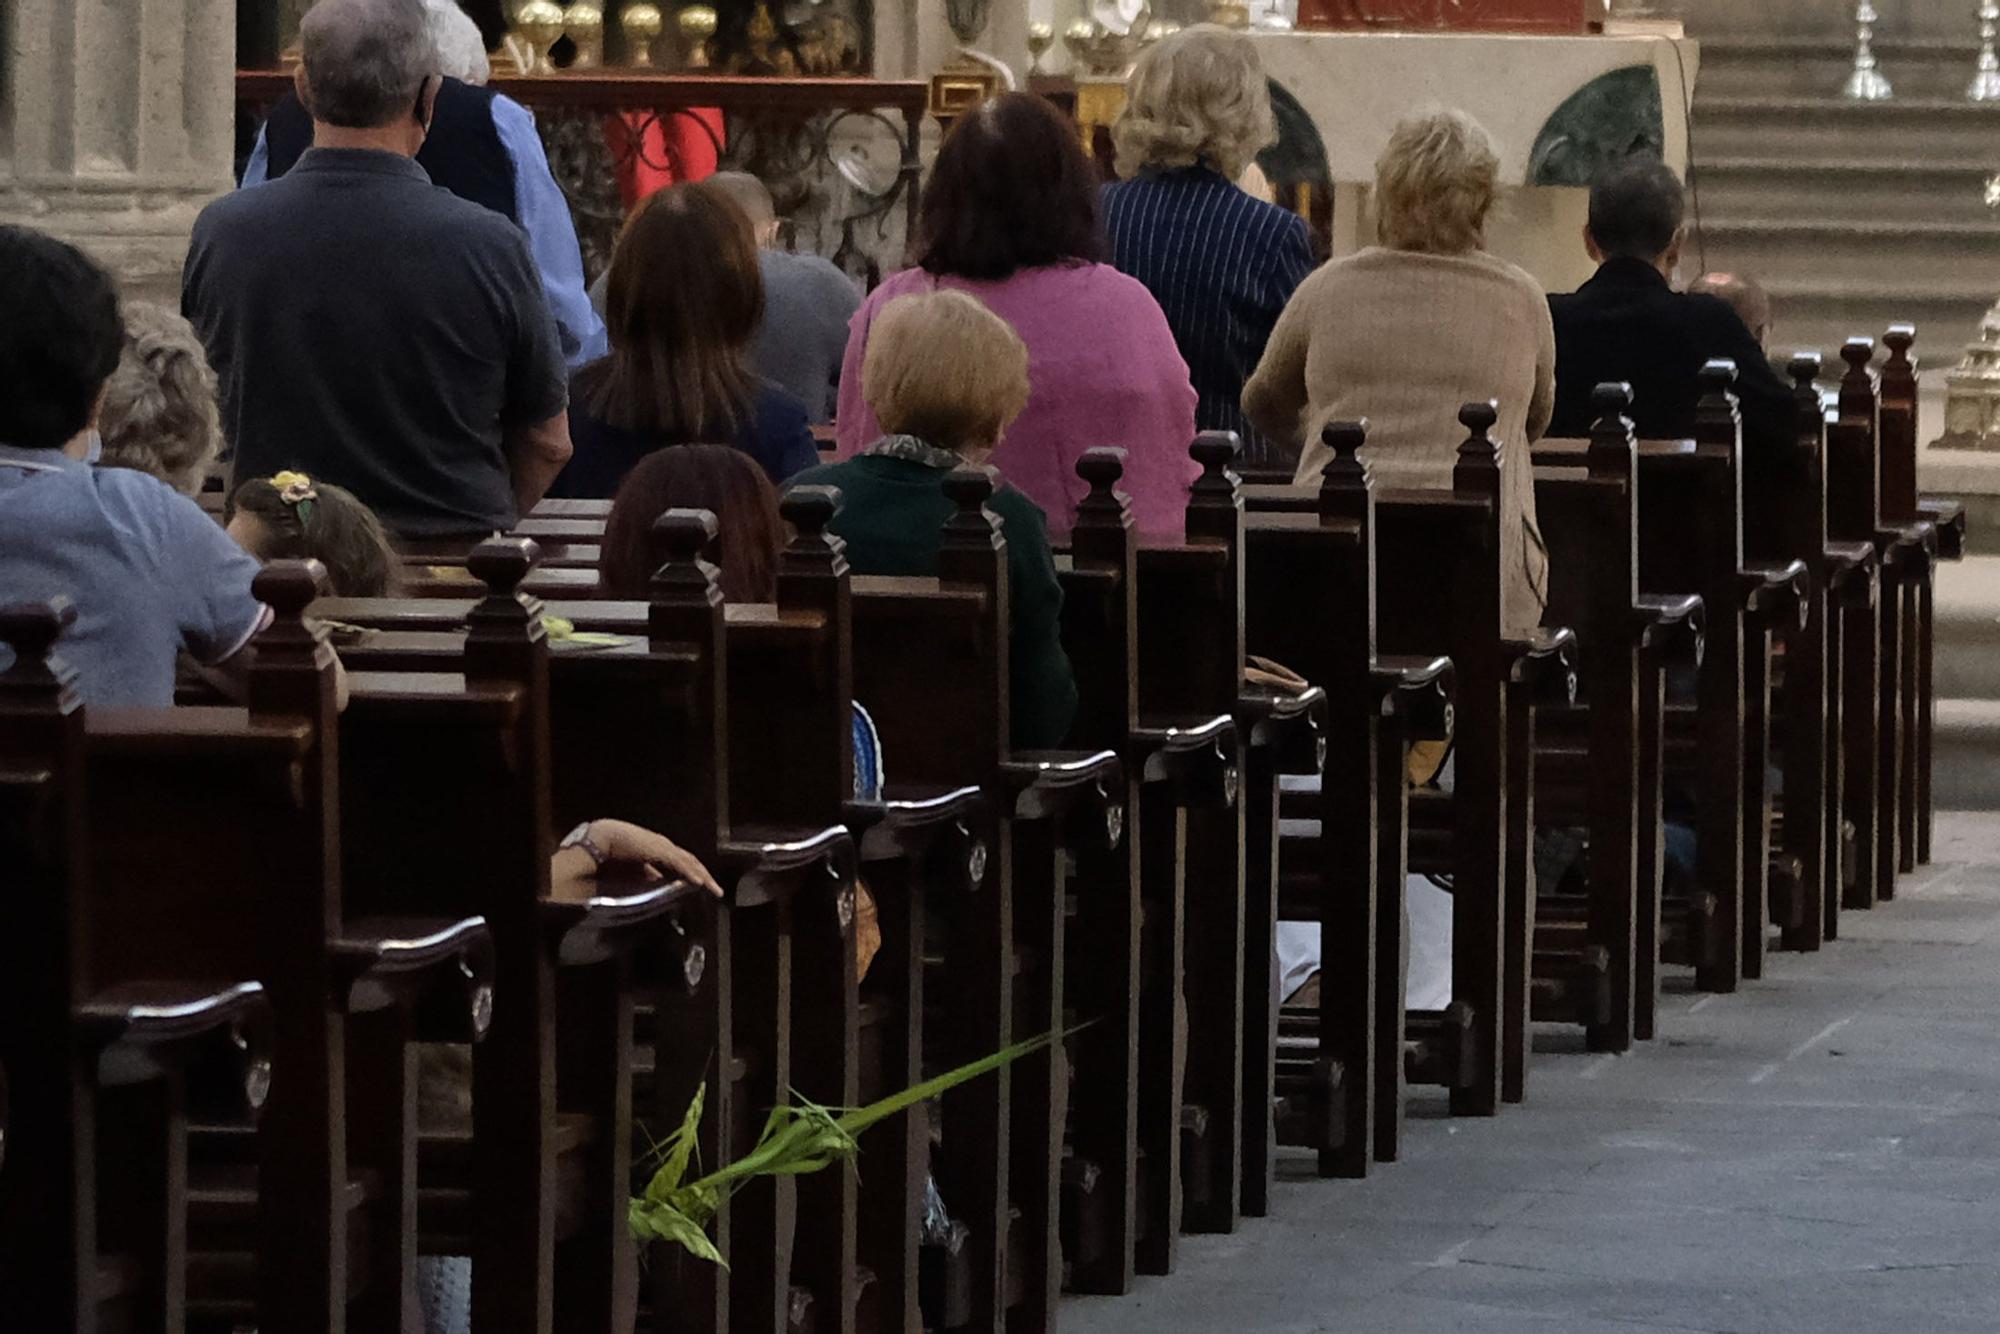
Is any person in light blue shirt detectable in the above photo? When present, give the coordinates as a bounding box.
[242,62,606,370]
[0,226,269,709]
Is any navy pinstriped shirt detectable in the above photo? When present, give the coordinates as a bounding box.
[1103,165,1316,467]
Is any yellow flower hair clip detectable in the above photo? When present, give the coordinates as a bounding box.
[269,471,318,524]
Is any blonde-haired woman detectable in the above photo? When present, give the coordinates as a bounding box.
[791,289,1077,748]
[97,303,225,497]
[1244,107,1554,636]
[1104,25,1315,468]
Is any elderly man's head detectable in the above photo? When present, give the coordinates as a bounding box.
[705,172,782,248]
[1113,26,1278,183]
[1687,271,1772,349]
[1585,155,1686,277]
[1374,109,1500,256]
[298,0,438,136]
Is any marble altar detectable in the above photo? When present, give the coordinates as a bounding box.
[1250,24,1698,293]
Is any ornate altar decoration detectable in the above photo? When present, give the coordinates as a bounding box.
[1294,0,1609,33]
[236,0,918,290]
[1934,176,2000,451]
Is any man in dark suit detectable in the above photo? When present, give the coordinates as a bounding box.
[1547,156,1793,457]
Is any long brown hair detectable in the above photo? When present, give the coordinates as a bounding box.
[226,474,399,597]
[599,445,784,602]
[579,181,764,440]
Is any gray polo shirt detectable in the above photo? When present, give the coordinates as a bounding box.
[183,148,568,536]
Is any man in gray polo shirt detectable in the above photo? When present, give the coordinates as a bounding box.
[183,0,572,538]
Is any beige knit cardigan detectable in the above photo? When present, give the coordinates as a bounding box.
[1242,245,1557,636]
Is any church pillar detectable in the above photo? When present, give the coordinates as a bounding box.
[0,0,238,300]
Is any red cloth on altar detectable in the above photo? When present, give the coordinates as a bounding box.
[606,106,725,207]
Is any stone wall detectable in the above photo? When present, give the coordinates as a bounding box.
[0,0,238,301]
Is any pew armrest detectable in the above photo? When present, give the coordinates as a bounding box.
[1874,521,1931,572]
[1634,594,1705,666]
[1372,655,1456,741]
[844,783,985,865]
[1131,713,1238,804]
[76,980,274,1115]
[1824,541,1878,608]
[718,825,856,909]
[332,916,495,1039]
[1917,498,1966,561]
[1739,560,1810,631]
[1503,629,1579,704]
[1001,749,1125,843]
[1237,683,1328,775]
[542,878,713,967]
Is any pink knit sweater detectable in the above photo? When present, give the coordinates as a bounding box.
[833,263,1200,537]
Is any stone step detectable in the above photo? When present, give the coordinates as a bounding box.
[1936,557,2000,694]
[1693,217,2000,288]
[1695,36,1989,99]
[1691,280,1992,370]
[1692,97,2000,160]
[1932,697,2000,809]
[1691,158,2000,226]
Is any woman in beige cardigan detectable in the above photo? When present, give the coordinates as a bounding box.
[1242,107,1555,637]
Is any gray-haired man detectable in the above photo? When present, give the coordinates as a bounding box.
[183,0,573,537]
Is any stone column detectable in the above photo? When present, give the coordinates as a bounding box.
[0,0,238,301]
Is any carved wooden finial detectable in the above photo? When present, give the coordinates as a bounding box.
[1186,430,1242,543]
[937,465,1003,588]
[1586,382,1637,480]
[1314,419,1370,519]
[1452,400,1501,496]
[1697,358,1738,401]
[1189,430,1240,486]
[0,598,79,700]
[1787,351,1823,394]
[1839,337,1875,380]
[465,536,545,643]
[1837,336,1877,421]
[1882,323,1915,371]
[249,559,331,669]
[648,508,723,607]
[779,484,848,576]
[1073,447,1133,543]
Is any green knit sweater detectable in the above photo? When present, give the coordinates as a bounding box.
[787,454,1079,750]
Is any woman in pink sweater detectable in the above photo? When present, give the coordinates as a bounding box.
[834,92,1198,537]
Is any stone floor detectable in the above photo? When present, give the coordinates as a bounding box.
[1061,813,2000,1334]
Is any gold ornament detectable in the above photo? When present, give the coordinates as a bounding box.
[621,2,665,66]
[565,2,606,70]
[511,0,567,73]
[678,4,719,69]
[1205,0,1250,28]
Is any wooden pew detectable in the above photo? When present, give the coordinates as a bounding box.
[1827,338,1924,910]
[62,567,495,1333]
[1877,326,1968,869]
[1530,384,1700,1053]
[1249,404,1559,1119]
[326,544,714,1334]
[842,468,1123,1333]
[1241,422,1453,1173]
[0,601,275,1332]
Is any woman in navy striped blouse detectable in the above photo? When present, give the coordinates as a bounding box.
[1103,27,1316,470]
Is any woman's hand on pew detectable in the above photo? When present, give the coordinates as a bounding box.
[549,818,725,902]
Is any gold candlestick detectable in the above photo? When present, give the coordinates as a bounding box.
[678,4,718,69]
[512,0,567,73]
[621,2,665,66]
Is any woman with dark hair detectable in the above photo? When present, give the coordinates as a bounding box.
[554,182,819,498]
[832,92,1198,536]
[597,443,788,604]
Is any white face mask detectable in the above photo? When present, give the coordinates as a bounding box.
[82,429,103,464]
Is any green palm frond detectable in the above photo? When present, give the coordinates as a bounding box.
[631,1027,1066,1263]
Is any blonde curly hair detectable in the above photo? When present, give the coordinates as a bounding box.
[1374,108,1500,256]
[98,302,224,496]
[1112,25,1276,183]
